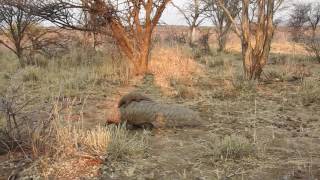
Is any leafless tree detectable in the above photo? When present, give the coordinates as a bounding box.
[288,3,310,42]
[0,0,41,67]
[204,0,240,52]
[307,3,320,37]
[217,0,284,80]
[289,2,320,62]
[305,36,320,63]
[172,0,208,46]
[304,2,320,62]
[0,0,65,67]
[24,0,171,75]
[25,27,69,62]
[80,0,106,49]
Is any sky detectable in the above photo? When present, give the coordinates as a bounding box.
[161,0,187,26]
[160,0,318,26]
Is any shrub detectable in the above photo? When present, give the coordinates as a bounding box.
[174,84,196,99]
[232,75,257,94]
[264,69,285,82]
[208,59,225,68]
[27,54,49,68]
[21,66,42,82]
[204,134,256,161]
[106,124,149,160]
[304,36,320,63]
[53,125,110,157]
[0,92,148,160]
[299,79,320,105]
[149,46,203,96]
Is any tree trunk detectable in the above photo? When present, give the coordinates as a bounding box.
[133,52,149,75]
[242,42,253,79]
[16,47,25,68]
[241,0,253,79]
[242,45,268,80]
[217,0,278,80]
[132,38,151,75]
[93,0,170,76]
[240,0,275,80]
[217,32,228,52]
[93,32,98,49]
[189,26,197,46]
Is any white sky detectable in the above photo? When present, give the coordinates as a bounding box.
[161,0,187,25]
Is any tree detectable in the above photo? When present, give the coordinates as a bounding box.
[217,0,284,80]
[24,0,171,75]
[0,0,41,67]
[80,0,106,49]
[288,3,310,42]
[172,0,208,46]
[204,0,240,52]
[307,3,320,38]
[306,2,320,62]
[289,2,320,62]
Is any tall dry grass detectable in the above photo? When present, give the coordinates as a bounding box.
[0,45,131,100]
[150,46,205,96]
[224,32,308,55]
[0,45,148,178]
[202,134,257,161]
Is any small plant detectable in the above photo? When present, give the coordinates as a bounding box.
[21,66,42,82]
[232,75,257,94]
[54,125,111,157]
[204,134,256,161]
[264,69,285,82]
[106,124,149,160]
[0,84,43,156]
[169,77,196,99]
[208,59,224,68]
[175,84,196,99]
[299,79,320,105]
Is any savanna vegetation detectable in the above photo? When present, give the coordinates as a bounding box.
[0,0,320,179]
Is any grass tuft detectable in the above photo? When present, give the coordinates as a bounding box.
[204,134,256,161]
[299,79,320,105]
[232,75,257,94]
[106,124,149,160]
[22,66,42,82]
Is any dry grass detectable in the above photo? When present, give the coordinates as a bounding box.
[203,134,257,162]
[54,125,111,157]
[106,124,149,160]
[0,96,149,178]
[225,33,308,55]
[264,56,312,83]
[1,32,320,179]
[299,78,320,105]
[21,66,42,82]
[0,46,131,99]
[150,46,204,95]
[232,75,257,95]
[0,46,146,178]
[173,84,197,99]
[53,124,148,160]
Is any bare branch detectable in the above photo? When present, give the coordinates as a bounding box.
[216,0,241,37]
